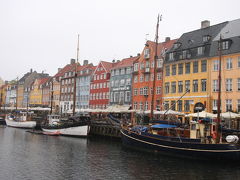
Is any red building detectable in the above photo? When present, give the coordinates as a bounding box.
[89,61,116,109]
[132,39,176,112]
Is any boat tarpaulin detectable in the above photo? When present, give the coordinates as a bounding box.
[151,124,177,129]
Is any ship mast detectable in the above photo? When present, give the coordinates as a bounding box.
[216,35,222,143]
[150,14,161,121]
[50,79,54,114]
[15,77,18,110]
[73,34,80,116]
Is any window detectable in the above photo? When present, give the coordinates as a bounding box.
[178,63,183,75]
[134,63,139,71]
[156,87,161,94]
[238,78,240,91]
[182,50,187,59]
[140,62,145,70]
[165,82,170,94]
[133,102,138,110]
[119,92,124,103]
[171,101,176,111]
[165,65,170,76]
[144,48,150,58]
[226,79,232,91]
[238,100,240,113]
[120,79,125,86]
[114,92,119,102]
[145,74,150,82]
[193,61,198,73]
[201,79,207,92]
[164,101,169,110]
[126,67,131,74]
[226,99,232,111]
[172,65,176,75]
[185,80,190,92]
[212,100,218,110]
[120,68,125,75]
[184,100,190,112]
[126,78,131,85]
[185,63,190,74]
[169,53,174,61]
[226,58,232,70]
[134,76,138,83]
[140,88,143,95]
[193,80,198,92]
[157,59,163,68]
[145,102,148,110]
[213,60,219,71]
[213,80,219,92]
[178,100,183,112]
[140,75,144,82]
[139,102,143,110]
[134,88,138,96]
[143,87,148,96]
[157,73,161,80]
[115,70,119,75]
[238,57,240,68]
[201,60,207,72]
[203,35,210,42]
[197,46,204,55]
[115,80,119,87]
[178,81,183,93]
[222,41,230,50]
[146,61,150,68]
[171,82,176,93]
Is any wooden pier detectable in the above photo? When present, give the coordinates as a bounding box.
[90,119,121,138]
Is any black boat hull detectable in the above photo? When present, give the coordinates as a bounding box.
[121,128,240,161]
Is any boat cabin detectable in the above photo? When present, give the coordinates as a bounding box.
[190,118,217,143]
[47,115,60,125]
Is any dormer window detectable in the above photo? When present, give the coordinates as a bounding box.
[144,49,150,59]
[173,42,181,49]
[169,52,174,61]
[197,46,204,55]
[222,40,230,50]
[182,50,187,59]
[203,35,211,42]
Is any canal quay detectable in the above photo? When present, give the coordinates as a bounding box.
[0,127,240,180]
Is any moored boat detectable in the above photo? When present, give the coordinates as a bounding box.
[41,114,90,137]
[5,112,36,128]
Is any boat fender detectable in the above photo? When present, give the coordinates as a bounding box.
[226,135,239,143]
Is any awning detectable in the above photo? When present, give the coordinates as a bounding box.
[151,124,177,129]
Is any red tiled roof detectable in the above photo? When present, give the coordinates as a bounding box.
[101,61,116,73]
[38,77,50,85]
[53,63,78,78]
[111,56,139,70]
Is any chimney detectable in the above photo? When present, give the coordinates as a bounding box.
[83,60,88,65]
[165,37,170,42]
[130,55,133,58]
[30,68,33,73]
[137,53,140,56]
[70,59,75,64]
[201,20,210,29]
[112,59,115,63]
[58,68,62,72]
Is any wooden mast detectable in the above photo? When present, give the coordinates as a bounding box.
[15,77,18,110]
[216,34,222,143]
[150,14,161,121]
[73,34,80,116]
[50,79,54,114]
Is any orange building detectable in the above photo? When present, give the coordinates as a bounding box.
[132,39,176,112]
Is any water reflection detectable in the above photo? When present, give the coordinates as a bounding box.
[0,127,240,180]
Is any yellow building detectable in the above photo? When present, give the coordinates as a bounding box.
[29,78,48,107]
[163,20,228,114]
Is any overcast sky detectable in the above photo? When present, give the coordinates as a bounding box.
[0,0,239,81]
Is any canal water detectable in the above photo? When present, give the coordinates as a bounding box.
[1,127,240,180]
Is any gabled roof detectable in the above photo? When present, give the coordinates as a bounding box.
[53,63,78,78]
[39,77,51,85]
[210,18,240,57]
[101,61,116,73]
